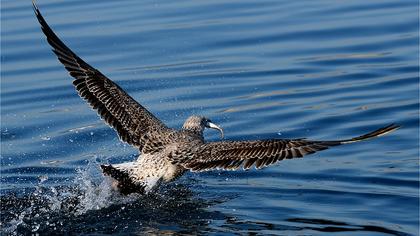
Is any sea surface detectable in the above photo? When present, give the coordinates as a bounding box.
[1,0,419,235]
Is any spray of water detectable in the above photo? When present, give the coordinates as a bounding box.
[1,158,137,234]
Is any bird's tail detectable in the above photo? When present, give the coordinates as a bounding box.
[326,123,400,145]
[101,164,145,195]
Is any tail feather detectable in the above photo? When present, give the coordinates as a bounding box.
[100,164,145,195]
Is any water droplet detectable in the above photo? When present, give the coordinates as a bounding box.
[32,224,40,232]
[39,175,48,183]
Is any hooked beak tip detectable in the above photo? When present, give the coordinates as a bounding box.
[207,122,224,139]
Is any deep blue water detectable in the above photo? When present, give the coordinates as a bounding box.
[1,0,419,235]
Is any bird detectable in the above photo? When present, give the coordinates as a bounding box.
[33,1,399,195]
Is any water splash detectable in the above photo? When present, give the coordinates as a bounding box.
[0,159,135,234]
[0,161,223,234]
[72,160,137,215]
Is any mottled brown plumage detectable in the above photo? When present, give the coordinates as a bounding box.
[34,1,399,195]
[171,123,399,172]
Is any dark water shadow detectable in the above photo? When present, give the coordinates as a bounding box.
[285,218,412,236]
[214,216,412,236]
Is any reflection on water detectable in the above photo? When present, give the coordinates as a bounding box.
[286,218,410,236]
[1,0,419,235]
[118,59,217,71]
[219,101,285,113]
[297,52,392,62]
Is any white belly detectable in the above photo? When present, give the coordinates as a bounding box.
[113,151,184,192]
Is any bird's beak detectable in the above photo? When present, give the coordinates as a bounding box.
[206,121,224,139]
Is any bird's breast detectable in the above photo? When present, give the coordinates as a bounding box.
[136,149,186,183]
[161,162,185,182]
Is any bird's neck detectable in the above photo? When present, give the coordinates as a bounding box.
[182,126,204,137]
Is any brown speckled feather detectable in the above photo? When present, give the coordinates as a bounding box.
[33,4,170,151]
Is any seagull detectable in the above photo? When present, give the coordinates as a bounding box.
[33,2,399,195]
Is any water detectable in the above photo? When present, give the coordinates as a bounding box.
[1,0,419,235]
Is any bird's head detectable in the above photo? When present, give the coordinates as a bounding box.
[182,115,224,139]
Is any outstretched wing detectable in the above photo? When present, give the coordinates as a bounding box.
[173,124,399,171]
[33,2,169,149]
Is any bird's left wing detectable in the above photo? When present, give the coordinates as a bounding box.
[33,2,170,149]
[172,124,399,171]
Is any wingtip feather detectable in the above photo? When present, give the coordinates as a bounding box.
[340,123,400,144]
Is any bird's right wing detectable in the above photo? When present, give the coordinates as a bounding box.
[172,124,399,171]
[33,2,170,149]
